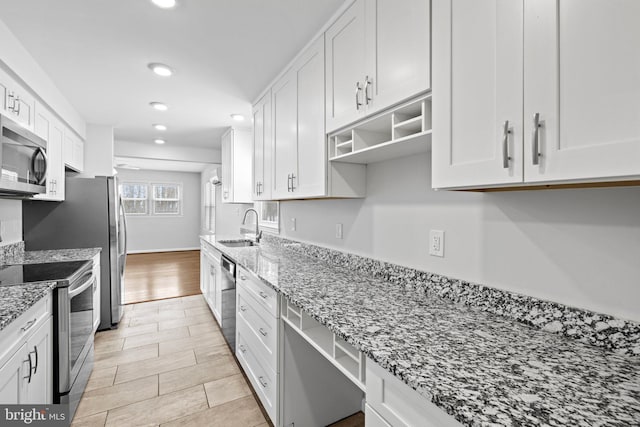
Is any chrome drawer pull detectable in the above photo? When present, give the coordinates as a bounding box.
[259,328,267,337]
[240,275,247,281]
[21,318,37,332]
[258,376,268,388]
[239,344,247,353]
[259,291,268,299]
[240,305,247,312]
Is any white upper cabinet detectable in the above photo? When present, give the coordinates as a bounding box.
[432,0,524,188]
[33,101,65,201]
[433,0,640,189]
[272,36,326,199]
[252,91,272,200]
[523,0,640,183]
[221,127,253,204]
[326,0,368,132]
[64,130,84,173]
[0,68,35,130]
[326,0,431,133]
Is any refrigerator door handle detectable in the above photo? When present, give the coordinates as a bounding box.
[118,195,128,264]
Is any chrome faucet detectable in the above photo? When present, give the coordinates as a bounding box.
[241,208,262,243]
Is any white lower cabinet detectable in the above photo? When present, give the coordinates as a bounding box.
[235,266,279,424]
[0,293,53,405]
[200,241,221,323]
[366,360,462,427]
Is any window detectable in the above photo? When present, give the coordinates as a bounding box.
[119,181,183,216]
[120,182,148,215]
[202,181,215,233]
[152,183,182,215]
[256,201,279,233]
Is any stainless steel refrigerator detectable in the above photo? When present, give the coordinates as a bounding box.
[22,175,127,330]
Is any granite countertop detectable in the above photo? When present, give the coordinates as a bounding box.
[201,235,640,426]
[0,247,101,333]
[2,247,101,265]
[0,282,56,332]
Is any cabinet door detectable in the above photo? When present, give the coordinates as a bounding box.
[272,69,299,199]
[295,36,326,198]
[0,344,27,404]
[50,121,66,200]
[221,129,233,202]
[325,0,367,132]
[365,0,431,115]
[231,129,254,203]
[24,317,52,404]
[432,0,524,189]
[524,0,640,183]
[252,92,272,201]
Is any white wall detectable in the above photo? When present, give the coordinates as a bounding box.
[115,140,220,164]
[0,200,22,245]
[83,124,115,177]
[116,169,202,253]
[280,152,640,322]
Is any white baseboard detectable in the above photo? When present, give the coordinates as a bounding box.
[127,247,200,254]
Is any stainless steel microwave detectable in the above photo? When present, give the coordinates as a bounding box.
[0,114,47,196]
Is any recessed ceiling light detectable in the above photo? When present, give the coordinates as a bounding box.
[148,63,173,77]
[149,102,168,111]
[154,139,166,145]
[151,0,176,9]
[231,114,245,122]
[153,124,167,131]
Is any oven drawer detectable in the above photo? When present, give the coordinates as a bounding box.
[236,266,277,317]
[236,325,277,423]
[237,288,277,363]
[0,292,51,367]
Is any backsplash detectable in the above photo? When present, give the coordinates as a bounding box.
[263,234,640,357]
[0,241,24,264]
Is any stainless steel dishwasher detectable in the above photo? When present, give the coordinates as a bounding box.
[220,255,236,350]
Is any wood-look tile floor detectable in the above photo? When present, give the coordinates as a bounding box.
[72,295,268,427]
[124,251,201,304]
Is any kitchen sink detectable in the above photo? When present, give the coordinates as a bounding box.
[218,240,258,248]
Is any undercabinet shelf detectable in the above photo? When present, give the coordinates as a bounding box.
[329,93,432,165]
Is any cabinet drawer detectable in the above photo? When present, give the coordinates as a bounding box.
[236,326,276,423]
[237,266,277,317]
[0,293,52,368]
[237,290,277,367]
[366,360,462,427]
[365,403,391,427]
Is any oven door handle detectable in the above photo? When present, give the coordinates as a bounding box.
[68,275,95,298]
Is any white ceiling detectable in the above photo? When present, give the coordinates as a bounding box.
[0,0,344,148]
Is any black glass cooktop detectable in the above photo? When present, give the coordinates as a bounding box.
[0,261,91,287]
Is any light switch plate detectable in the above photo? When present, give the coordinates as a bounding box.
[429,230,444,257]
[291,218,296,231]
[335,223,343,239]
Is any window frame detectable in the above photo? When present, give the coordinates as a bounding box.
[120,181,150,216]
[256,201,280,233]
[151,182,183,216]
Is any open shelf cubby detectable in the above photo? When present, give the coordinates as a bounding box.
[329,93,432,165]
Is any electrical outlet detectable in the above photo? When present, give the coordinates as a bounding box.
[335,223,343,239]
[291,217,296,231]
[429,230,444,257]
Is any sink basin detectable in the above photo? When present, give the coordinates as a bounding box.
[218,240,257,248]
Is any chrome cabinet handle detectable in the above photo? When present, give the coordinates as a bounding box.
[8,92,15,112]
[240,275,246,281]
[287,174,291,192]
[239,344,247,353]
[258,182,262,195]
[258,376,268,388]
[15,96,21,114]
[259,291,268,299]
[21,318,37,332]
[502,120,511,169]
[363,76,372,105]
[532,113,541,165]
[31,346,38,375]
[240,305,247,312]
[24,354,33,383]
[355,82,362,110]
[290,173,296,191]
[259,328,267,337]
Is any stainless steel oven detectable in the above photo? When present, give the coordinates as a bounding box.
[0,114,48,196]
[53,261,95,418]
